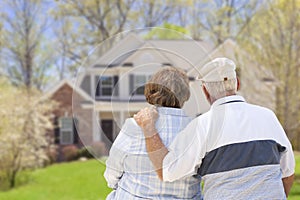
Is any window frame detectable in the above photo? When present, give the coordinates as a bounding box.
[95,75,118,99]
[59,117,74,145]
[131,74,152,96]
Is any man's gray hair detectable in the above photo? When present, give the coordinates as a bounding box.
[203,78,237,100]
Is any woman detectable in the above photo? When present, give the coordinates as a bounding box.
[104,67,202,199]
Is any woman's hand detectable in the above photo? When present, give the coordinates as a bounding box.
[134,106,158,137]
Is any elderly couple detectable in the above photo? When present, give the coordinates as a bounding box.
[104,58,295,200]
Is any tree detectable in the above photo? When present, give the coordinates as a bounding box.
[190,0,261,44]
[0,0,55,90]
[0,78,56,189]
[240,0,300,149]
[129,0,187,27]
[51,0,136,70]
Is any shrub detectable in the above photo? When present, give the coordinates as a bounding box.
[78,146,94,159]
[62,145,79,161]
[45,146,58,165]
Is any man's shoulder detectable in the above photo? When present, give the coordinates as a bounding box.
[246,103,276,116]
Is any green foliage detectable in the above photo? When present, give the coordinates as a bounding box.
[144,23,190,40]
[239,0,300,149]
[78,146,94,159]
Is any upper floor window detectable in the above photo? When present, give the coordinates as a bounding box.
[130,74,151,96]
[95,76,119,98]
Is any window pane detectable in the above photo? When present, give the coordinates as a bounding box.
[101,76,113,85]
[135,86,145,95]
[102,88,112,96]
[61,118,73,129]
[135,75,146,85]
[61,131,73,144]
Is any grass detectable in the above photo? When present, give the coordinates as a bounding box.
[0,160,112,200]
[288,152,300,200]
[0,155,300,200]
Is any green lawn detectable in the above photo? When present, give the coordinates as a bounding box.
[0,155,299,200]
[0,160,112,200]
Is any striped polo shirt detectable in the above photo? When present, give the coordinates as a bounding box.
[163,95,295,200]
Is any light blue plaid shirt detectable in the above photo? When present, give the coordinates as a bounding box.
[104,107,202,200]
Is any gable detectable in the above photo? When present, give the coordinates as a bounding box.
[91,33,145,67]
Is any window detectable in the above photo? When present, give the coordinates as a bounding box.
[59,117,74,145]
[130,74,151,96]
[95,76,119,98]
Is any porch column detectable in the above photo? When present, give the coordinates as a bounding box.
[91,75,95,99]
[120,110,125,126]
[93,110,101,142]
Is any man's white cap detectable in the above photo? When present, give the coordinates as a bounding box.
[198,57,236,82]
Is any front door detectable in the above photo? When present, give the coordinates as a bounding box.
[101,119,113,143]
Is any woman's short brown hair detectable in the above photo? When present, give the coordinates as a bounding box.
[144,67,190,108]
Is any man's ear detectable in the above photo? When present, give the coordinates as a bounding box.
[202,85,210,101]
[237,77,240,91]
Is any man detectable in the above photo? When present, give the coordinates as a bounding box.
[134,58,295,199]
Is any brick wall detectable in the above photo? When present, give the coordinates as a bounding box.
[50,84,94,161]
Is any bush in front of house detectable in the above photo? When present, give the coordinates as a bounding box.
[62,145,79,161]
[78,142,108,159]
[78,146,94,159]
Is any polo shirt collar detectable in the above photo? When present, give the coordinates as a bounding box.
[211,95,246,109]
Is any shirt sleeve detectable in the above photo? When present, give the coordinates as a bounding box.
[162,117,206,182]
[104,145,127,189]
[270,112,295,178]
[104,118,141,189]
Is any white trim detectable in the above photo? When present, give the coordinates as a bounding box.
[93,111,100,142]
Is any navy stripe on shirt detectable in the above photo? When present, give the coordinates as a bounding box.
[198,140,286,176]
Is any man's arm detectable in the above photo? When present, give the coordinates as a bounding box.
[135,106,204,182]
[282,174,294,197]
[134,106,167,180]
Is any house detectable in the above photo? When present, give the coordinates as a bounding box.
[46,33,276,160]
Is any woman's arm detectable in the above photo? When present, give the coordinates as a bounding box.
[104,146,127,189]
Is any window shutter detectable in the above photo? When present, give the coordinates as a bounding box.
[113,76,119,96]
[54,116,60,144]
[73,118,79,144]
[95,75,100,97]
[129,74,134,95]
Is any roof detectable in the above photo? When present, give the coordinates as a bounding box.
[89,32,215,71]
[43,79,94,102]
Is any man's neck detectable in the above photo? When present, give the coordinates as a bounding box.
[209,93,237,105]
